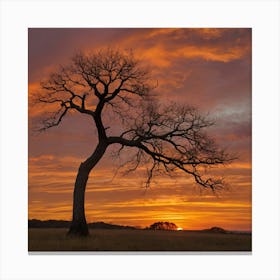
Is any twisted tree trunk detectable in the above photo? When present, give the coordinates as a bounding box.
[68,141,108,237]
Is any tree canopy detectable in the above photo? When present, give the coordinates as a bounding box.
[35,48,233,191]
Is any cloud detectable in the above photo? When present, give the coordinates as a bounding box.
[130,28,251,68]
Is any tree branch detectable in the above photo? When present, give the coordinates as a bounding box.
[32,48,235,192]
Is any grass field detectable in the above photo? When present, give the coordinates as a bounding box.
[28,228,251,252]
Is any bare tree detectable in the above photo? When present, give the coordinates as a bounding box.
[33,48,234,236]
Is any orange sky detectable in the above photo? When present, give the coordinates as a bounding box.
[28,28,251,231]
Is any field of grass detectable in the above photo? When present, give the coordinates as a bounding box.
[28,228,251,252]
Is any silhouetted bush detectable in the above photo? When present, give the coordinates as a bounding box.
[203,226,228,234]
[148,221,178,230]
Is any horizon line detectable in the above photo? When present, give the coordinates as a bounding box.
[28,218,252,232]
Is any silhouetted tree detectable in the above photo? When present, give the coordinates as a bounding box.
[149,222,178,230]
[34,48,234,237]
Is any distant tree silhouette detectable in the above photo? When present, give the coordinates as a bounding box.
[149,222,178,230]
[34,48,234,237]
[204,227,227,233]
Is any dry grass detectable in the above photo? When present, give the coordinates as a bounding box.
[28,228,251,252]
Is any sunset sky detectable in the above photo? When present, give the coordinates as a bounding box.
[28,28,251,231]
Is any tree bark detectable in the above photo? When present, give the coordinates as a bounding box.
[67,141,108,237]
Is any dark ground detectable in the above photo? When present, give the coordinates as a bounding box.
[28,228,251,252]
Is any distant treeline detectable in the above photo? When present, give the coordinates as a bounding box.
[28,220,250,234]
[29,220,179,231]
[28,219,136,230]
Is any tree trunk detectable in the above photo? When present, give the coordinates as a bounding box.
[67,142,108,237]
